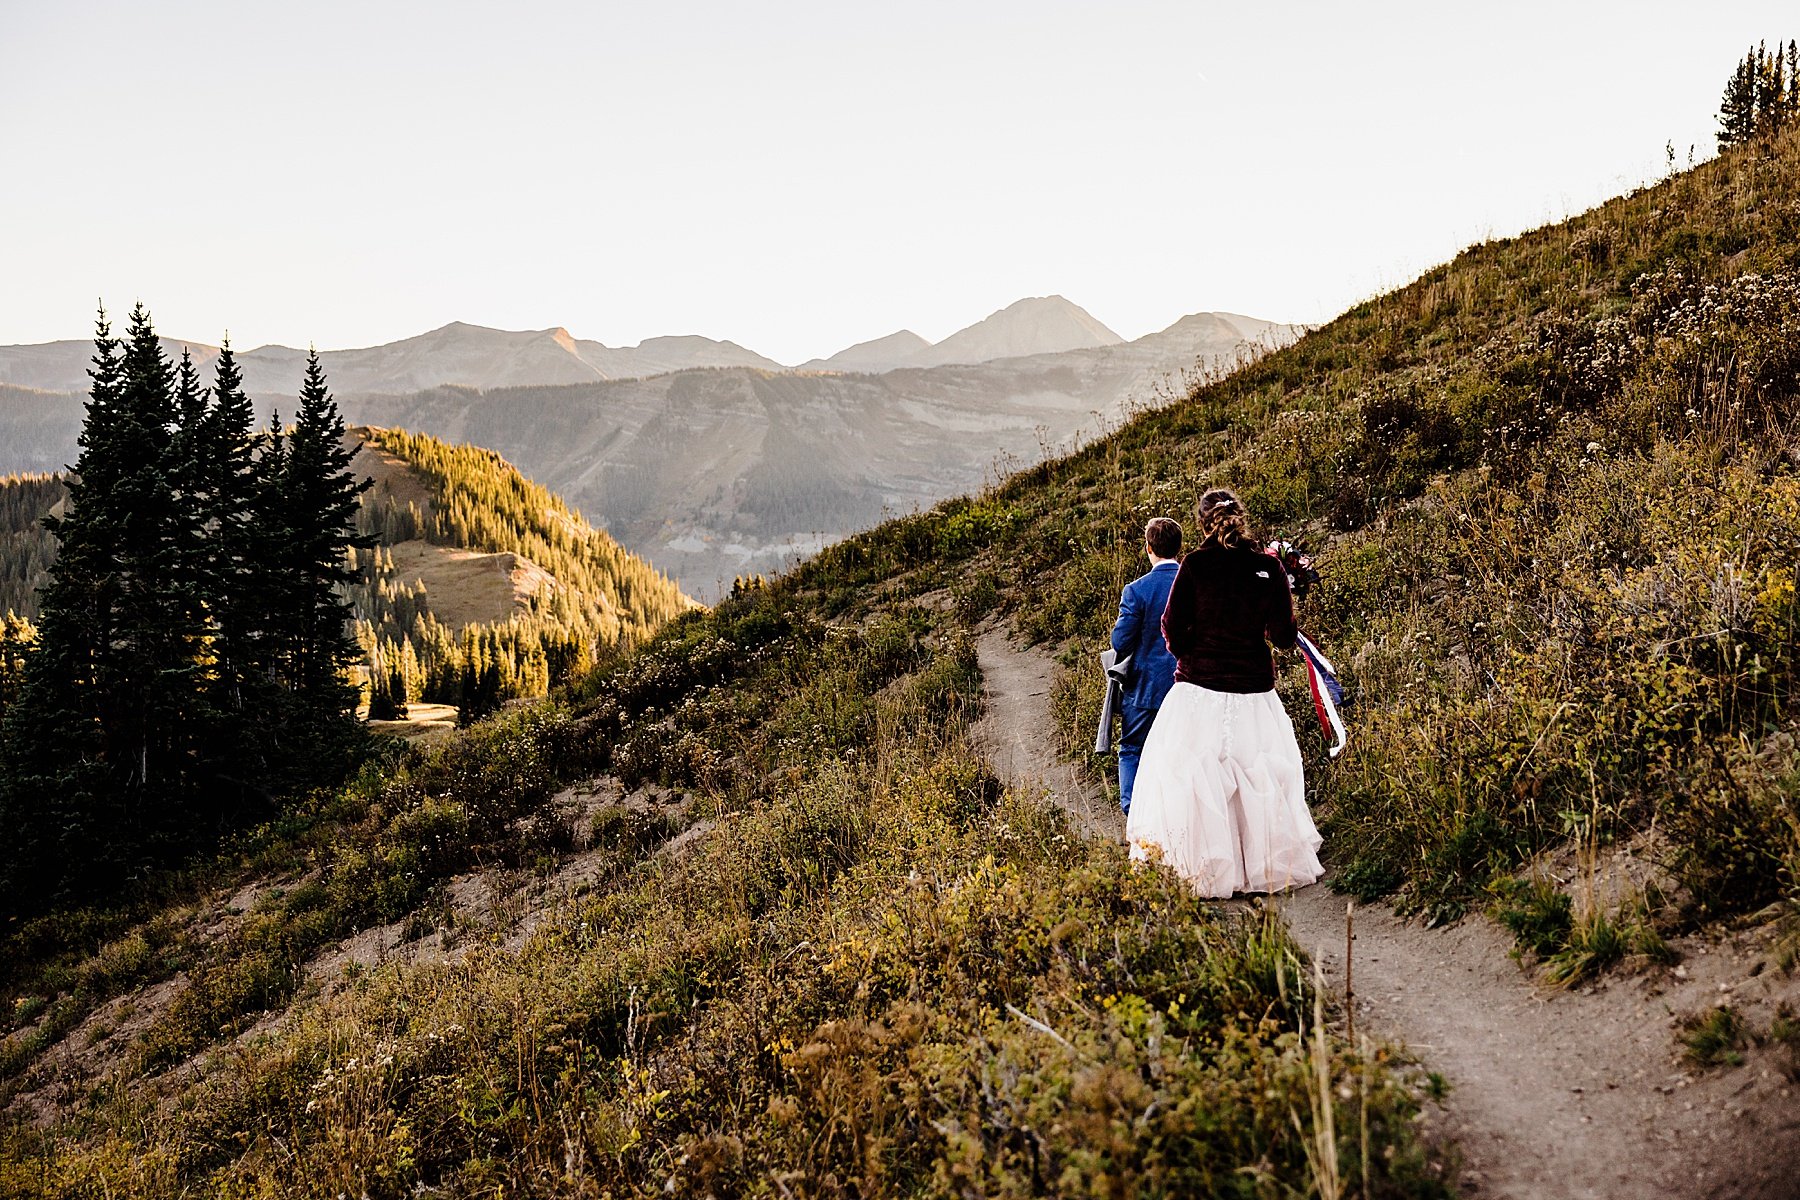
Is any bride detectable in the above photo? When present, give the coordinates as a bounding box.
[1125,487,1323,898]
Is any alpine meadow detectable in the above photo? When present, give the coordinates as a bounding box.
[3,30,1800,1200]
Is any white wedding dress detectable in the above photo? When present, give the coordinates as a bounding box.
[1125,682,1323,898]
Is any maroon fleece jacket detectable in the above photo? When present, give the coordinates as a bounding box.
[1160,544,1298,693]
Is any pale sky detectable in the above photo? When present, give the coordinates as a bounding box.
[0,2,1787,363]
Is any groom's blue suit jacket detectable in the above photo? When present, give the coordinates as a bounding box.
[1110,559,1180,711]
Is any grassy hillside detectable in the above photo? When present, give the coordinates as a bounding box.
[977,133,1800,942]
[10,130,1800,1197]
[0,581,1451,1197]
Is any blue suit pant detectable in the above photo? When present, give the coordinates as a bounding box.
[1118,701,1159,813]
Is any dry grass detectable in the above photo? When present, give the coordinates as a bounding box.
[0,575,1451,1197]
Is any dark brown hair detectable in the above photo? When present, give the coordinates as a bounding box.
[1144,517,1182,559]
[1196,487,1254,550]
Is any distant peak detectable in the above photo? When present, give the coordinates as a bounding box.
[907,295,1122,367]
[997,294,1078,312]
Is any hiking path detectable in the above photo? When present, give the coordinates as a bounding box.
[971,623,1800,1200]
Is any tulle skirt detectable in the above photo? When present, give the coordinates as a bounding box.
[1126,682,1322,898]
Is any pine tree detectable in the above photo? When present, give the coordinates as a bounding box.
[168,348,217,693]
[1721,48,1757,148]
[108,308,205,812]
[0,305,207,901]
[2,312,126,900]
[1753,42,1775,137]
[1789,41,1799,118]
[202,339,261,712]
[250,407,291,690]
[280,350,370,718]
[193,338,292,810]
[1772,45,1789,134]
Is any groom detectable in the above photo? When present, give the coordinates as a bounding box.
[1110,517,1182,814]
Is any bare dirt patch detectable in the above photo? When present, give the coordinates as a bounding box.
[10,972,190,1127]
[1279,883,1800,1199]
[367,700,460,743]
[352,435,439,517]
[10,775,711,1131]
[384,539,553,627]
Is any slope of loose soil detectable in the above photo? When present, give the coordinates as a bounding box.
[381,540,554,627]
[1,774,702,1129]
[972,624,1800,1200]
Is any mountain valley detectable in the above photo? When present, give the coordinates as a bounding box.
[0,301,1294,597]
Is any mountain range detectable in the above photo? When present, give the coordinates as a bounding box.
[0,299,1297,598]
[0,322,783,398]
[0,296,1245,396]
[341,311,1290,597]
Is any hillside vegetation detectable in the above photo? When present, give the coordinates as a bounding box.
[0,383,1447,1190]
[349,427,693,720]
[992,131,1800,943]
[9,108,1800,1200]
[0,571,1450,1198]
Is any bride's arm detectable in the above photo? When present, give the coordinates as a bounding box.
[1161,558,1198,658]
[1264,553,1299,649]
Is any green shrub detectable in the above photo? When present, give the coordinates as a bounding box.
[1489,877,1573,958]
[1682,1004,1746,1067]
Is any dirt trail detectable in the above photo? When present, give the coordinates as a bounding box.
[972,625,1800,1200]
[971,624,1123,843]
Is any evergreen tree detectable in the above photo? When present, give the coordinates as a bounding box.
[1754,41,1779,137]
[196,339,288,807]
[457,655,503,726]
[1720,48,1757,148]
[250,407,291,688]
[1772,45,1789,134]
[0,305,206,901]
[201,339,262,712]
[280,351,370,716]
[107,304,211,828]
[168,348,217,694]
[1789,41,1799,116]
[2,312,128,898]
[1,309,378,911]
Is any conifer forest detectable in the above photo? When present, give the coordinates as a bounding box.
[0,306,369,910]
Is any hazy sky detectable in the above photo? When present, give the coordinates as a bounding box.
[0,2,1789,362]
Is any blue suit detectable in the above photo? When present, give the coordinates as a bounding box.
[1110,559,1179,813]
